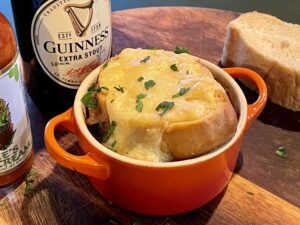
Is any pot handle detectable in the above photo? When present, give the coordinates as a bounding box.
[44,108,109,180]
[223,68,267,129]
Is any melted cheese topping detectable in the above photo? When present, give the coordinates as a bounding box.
[98,48,226,162]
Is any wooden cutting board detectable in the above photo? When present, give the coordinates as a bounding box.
[0,7,299,225]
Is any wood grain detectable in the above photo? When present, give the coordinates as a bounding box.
[1,149,299,225]
[135,175,300,225]
[111,7,238,63]
[0,7,299,225]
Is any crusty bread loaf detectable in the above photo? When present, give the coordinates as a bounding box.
[96,48,237,162]
[221,11,300,111]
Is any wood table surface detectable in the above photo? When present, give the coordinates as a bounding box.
[1,7,300,225]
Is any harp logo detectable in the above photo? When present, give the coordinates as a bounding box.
[31,0,112,89]
[64,0,94,37]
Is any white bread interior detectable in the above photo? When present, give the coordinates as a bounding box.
[221,11,300,111]
[98,48,237,162]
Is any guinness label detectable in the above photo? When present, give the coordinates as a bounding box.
[31,0,112,89]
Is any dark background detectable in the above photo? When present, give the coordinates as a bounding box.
[1,0,300,28]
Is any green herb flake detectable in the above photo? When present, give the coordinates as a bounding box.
[140,55,150,63]
[81,92,97,108]
[135,93,147,113]
[137,76,144,82]
[187,70,189,74]
[275,146,287,159]
[103,121,117,142]
[137,93,147,100]
[101,86,109,91]
[172,87,191,98]
[144,80,156,90]
[170,64,179,72]
[88,86,100,92]
[108,140,117,152]
[174,46,190,54]
[111,140,117,148]
[247,191,254,196]
[114,85,124,93]
[103,60,109,69]
[156,101,175,117]
[81,85,105,108]
[24,182,35,196]
[26,167,38,177]
[110,99,115,103]
[135,101,143,113]
[24,167,38,197]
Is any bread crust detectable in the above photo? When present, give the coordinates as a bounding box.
[161,96,237,160]
[221,12,300,111]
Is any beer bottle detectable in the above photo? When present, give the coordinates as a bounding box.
[10,0,112,116]
[0,13,34,186]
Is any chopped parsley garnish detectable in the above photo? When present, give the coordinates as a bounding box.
[148,47,157,50]
[136,101,143,113]
[108,140,117,152]
[140,55,150,63]
[24,167,38,196]
[137,76,144,82]
[88,86,100,92]
[172,87,190,98]
[102,121,117,142]
[174,46,190,54]
[170,64,179,71]
[82,85,109,108]
[103,60,109,69]
[27,167,38,177]
[137,93,147,100]
[24,182,35,197]
[275,146,287,159]
[101,86,109,91]
[247,191,254,196]
[144,80,156,90]
[156,101,175,117]
[114,85,124,93]
[110,99,115,103]
[135,93,147,112]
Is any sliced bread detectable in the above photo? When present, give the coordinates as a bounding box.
[221,11,300,111]
[97,48,237,162]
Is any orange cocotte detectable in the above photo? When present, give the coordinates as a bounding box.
[44,60,267,215]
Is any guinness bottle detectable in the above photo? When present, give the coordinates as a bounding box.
[10,0,112,116]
